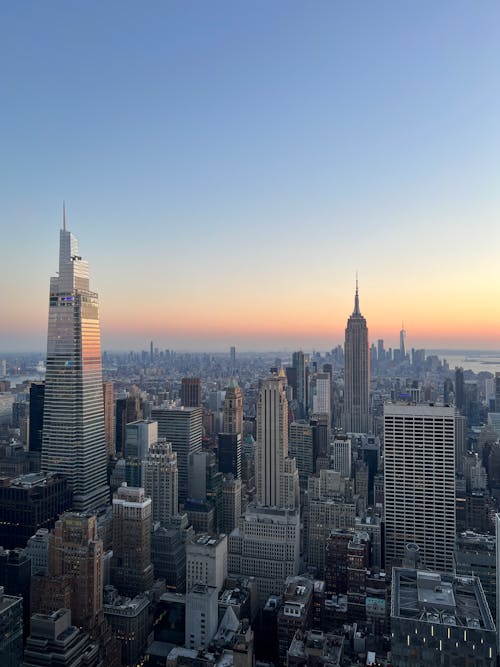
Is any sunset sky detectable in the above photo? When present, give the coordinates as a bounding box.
[1,1,500,352]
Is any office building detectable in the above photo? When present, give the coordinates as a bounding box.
[110,485,154,597]
[143,441,178,523]
[384,404,456,572]
[455,531,496,623]
[292,351,307,418]
[181,377,202,408]
[228,505,300,606]
[255,373,299,509]
[22,609,101,667]
[0,548,31,640]
[218,379,243,478]
[186,533,228,593]
[344,281,370,434]
[221,475,242,536]
[0,586,23,666]
[151,515,194,592]
[309,372,331,420]
[104,588,151,667]
[41,220,109,511]
[0,472,72,549]
[48,513,103,632]
[102,381,115,459]
[26,529,49,575]
[390,568,496,666]
[289,420,314,488]
[218,432,242,479]
[185,584,219,650]
[277,577,314,666]
[330,434,351,478]
[151,406,202,505]
[28,382,44,456]
[115,395,143,456]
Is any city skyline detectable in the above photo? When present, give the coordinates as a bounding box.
[2,2,500,352]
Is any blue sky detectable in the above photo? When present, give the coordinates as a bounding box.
[1,1,500,351]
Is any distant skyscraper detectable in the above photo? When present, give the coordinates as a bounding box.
[384,404,456,572]
[455,367,465,414]
[218,379,243,478]
[344,281,370,433]
[292,351,307,418]
[181,377,202,408]
[255,373,298,509]
[399,324,406,360]
[230,346,236,373]
[41,215,109,511]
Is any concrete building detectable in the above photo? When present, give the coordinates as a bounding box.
[277,577,314,666]
[186,533,228,593]
[185,584,219,650]
[151,406,202,505]
[26,528,49,575]
[151,515,194,592]
[228,505,300,606]
[32,513,104,633]
[384,403,456,572]
[390,568,496,666]
[255,373,299,509]
[455,531,496,624]
[110,485,154,597]
[221,475,242,536]
[330,435,351,478]
[289,420,314,488]
[309,372,331,420]
[143,440,178,523]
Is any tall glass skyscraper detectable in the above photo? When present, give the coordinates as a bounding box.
[41,214,109,511]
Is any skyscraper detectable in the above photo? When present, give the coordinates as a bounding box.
[218,379,243,478]
[384,403,456,572]
[181,377,202,408]
[292,351,307,418]
[102,381,115,459]
[41,215,109,511]
[151,406,202,505]
[399,324,406,360]
[255,372,298,509]
[143,441,178,523]
[344,281,370,434]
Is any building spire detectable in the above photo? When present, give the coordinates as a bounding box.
[63,201,67,231]
[353,273,360,315]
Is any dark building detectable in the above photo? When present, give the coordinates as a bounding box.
[29,382,45,454]
[22,608,102,667]
[151,517,194,592]
[455,367,465,414]
[324,529,354,596]
[0,548,31,638]
[0,472,72,550]
[115,396,142,456]
[181,377,202,408]
[277,577,313,666]
[218,433,242,478]
[0,586,23,667]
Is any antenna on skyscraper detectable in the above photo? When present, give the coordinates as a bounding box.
[63,201,67,231]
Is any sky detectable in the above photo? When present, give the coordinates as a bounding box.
[1,1,500,353]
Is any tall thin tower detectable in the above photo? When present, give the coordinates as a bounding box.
[41,210,109,511]
[344,279,370,433]
[399,323,406,360]
[255,372,298,508]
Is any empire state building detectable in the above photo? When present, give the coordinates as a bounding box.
[41,210,109,511]
[344,281,370,434]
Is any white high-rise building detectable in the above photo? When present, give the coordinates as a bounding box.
[143,441,178,523]
[344,281,370,434]
[310,372,331,419]
[255,373,298,509]
[330,435,352,478]
[186,533,228,593]
[384,403,456,572]
[41,213,109,511]
[185,584,219,650]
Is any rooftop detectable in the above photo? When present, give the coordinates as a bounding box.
[392,568,495,631]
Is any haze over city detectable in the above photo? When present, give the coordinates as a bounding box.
[2,1,500,352]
